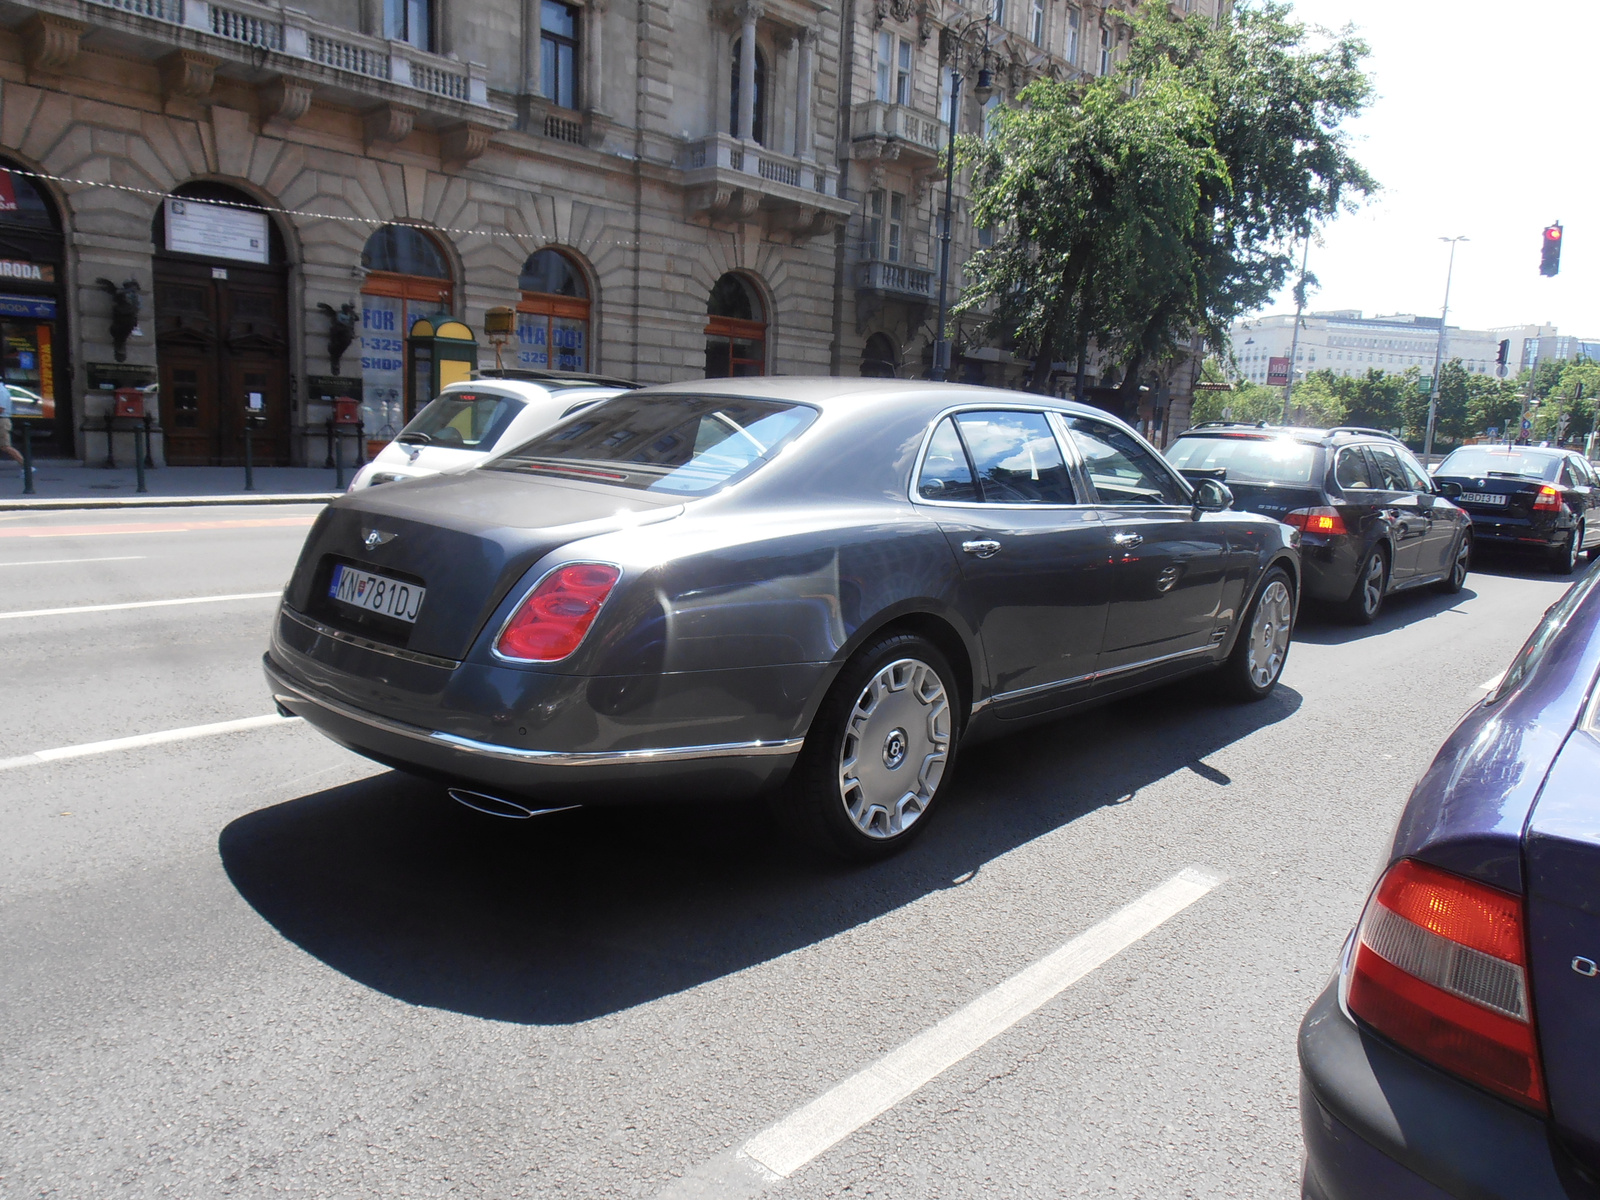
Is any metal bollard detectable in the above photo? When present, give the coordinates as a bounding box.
[103,415,116,470]
[355,421,366,467]
[242,420,257,492]
[142,413,155,469]
[133,423,147,494]
[21,421,35,495]
[333,421,345,490]
[323,418,336,469]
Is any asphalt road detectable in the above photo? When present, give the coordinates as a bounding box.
[0,507,1583,1199]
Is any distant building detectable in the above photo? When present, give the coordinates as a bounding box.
[1229,311,1507,385]
[1489,324,1560,375]
[1522,335,1600,371]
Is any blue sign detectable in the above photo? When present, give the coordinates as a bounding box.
[1486,426,1499,437]
[1522,419,1533,432]
[0,294,55,320]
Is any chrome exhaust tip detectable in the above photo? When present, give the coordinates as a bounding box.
[447,788,580,820]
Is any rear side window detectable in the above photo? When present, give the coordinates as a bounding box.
[399,391,523,451]
[491,394,817,494]
[1365,445,1414,491]
[1335,446,1374,490]
[1166,435,1319,485]
[954,411,1076,504]
[917,418,977,502]
[1067,417,1189,506]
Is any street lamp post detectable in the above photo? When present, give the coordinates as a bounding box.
[931,69,963,383]
[1424,236,1468,460]
[1281,237,1310,425]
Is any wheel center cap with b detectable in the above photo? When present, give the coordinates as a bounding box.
[882,728,909,770]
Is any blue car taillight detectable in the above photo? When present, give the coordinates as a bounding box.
[1344,858,1546,1111]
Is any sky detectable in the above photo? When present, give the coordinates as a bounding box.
[1251,0,1600,336]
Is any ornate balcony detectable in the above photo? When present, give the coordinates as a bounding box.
[855,257,934,300]
[678,133,854,240]
[850,100,947,169]
[18,0,513,157]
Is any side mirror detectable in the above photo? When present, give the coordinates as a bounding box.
[1436,480,1463,500]
[1192,477,1233,515]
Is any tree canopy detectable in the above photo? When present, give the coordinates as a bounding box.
[956,2,1375,401]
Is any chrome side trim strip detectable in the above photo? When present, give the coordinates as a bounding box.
[268,663,804,768]
[281,606,462,670]
[982,644,1216,709]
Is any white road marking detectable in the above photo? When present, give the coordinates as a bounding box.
[656,867,1224,1199]
[0,714,300,772]
[0,591,280,620]
[0,555,147,568]
[1479,670,1506,691]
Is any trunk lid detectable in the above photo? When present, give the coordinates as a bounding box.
[1213,480,1324,524]
[1434,471,1551,523]
[285,469,682,661]
[1523,726,1600,1172]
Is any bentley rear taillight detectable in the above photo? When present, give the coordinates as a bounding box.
[1532,485,1562,512]
[495,563,621,662]
[1284,507,1348,536]
[1346,858,1545,1111]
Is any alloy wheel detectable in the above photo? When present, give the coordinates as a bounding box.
[837,657,951,839]
[1246,580,1293,689]
[1453,538,1470,588]
[1361,553,1385,617]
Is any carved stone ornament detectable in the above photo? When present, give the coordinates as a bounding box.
[363,103,417,146]
[160,50,221,100]
[259,77,314,124]
[691,184,761,222]
[23,14,88,74]
[441,122,493,166]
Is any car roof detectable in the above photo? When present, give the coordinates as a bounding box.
[1442,444,1572,459]
[1175,422,1399,447]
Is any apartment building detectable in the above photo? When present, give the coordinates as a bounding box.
[1230,310,1508,387]
[0,0,1216,464]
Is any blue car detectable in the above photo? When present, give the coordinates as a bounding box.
[1299,571,1600,1199]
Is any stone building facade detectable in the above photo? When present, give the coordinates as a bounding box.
[0,0,1214,465]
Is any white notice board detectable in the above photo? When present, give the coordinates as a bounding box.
[165,198,269,264]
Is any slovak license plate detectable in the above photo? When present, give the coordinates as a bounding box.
[329,563,425,623]
[1460,492,1507,506]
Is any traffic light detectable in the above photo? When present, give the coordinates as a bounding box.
[1497,339,1510,367]
[1541,223,1563,276]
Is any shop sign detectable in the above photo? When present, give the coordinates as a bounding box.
[0,259,54,284]
[0,172,17,212]
[165,198,269,264]
[515,313,588,372]
[0,294,56,319]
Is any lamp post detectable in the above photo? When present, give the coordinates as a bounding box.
[931,18,991,382]
[1281,237,1310,425]
[1424,236,1468,461]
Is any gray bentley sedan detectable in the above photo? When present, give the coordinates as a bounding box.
[265,379,1300,859]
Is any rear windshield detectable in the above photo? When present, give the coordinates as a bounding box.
[1437,447,1563,482]
[490,394,817,495]
[1167,435,1320,485]
[398,391,522,452]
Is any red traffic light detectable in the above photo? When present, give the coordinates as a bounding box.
[1545,226,1563,242]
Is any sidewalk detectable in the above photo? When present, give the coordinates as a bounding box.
[0,460,344,510]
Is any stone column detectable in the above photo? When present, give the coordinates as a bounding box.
[795,27,814,160]
[585,0,607,113]
[736,0,761,142]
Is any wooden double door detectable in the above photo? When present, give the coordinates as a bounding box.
[155,257,290,466]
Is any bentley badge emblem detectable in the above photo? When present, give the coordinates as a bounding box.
[363,529,396,549]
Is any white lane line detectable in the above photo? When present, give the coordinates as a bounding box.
[1479,670,1506,691]
[0,714,300,772]
[0,591,280,620]
[657,867,1224,1199]
[0,555,147,568]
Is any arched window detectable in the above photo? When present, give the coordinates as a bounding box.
[729,39,767,145]
[0,159,63,430]
[705,273,766,377]
[516,248,591,372]
[359,224,453,424]
[861,333,898,378]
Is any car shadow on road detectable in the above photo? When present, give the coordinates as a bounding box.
[219,679,1301,1026]
[1292,584,1480,646]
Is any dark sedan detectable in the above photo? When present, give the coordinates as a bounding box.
[1300,569,1600,1198]
[265,380,1300,859]
[1433,444,1600,573]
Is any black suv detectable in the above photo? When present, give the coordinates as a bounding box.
[1432,444,1600,573]
[1167,424,1472,623]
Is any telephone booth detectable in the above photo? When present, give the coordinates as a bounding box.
[405,318,477,421]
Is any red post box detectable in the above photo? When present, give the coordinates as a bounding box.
[113,388,145,419]
[333,396,361,425]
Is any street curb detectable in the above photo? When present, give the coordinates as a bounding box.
[0,493,340,511]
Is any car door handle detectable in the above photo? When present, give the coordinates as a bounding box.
[962,539,1002,558]
[1112,532,1143,548]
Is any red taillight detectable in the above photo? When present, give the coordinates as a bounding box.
[1346,858,1545,1110]
[1532,485,1562,512]
[1284,507,1348,536]
[494,563,621,662]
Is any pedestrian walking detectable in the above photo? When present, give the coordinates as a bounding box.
[0,380,23,468]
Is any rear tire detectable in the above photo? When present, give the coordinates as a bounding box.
[779,633,960,862]
[1218,567,1295,702]
[1340,546,1388,625]
[1434,532,1471,594]
[1554,524,1584,575]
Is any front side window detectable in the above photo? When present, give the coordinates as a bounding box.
[1365,445,1414,491]
[1067,416,1189,506]
[955,411,1076,504]
[1395,448,1433,492]
[494,395,815,495]
[917,417,977,502]
[540,0,580,109]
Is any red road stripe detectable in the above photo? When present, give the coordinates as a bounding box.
[0,516,317,539]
